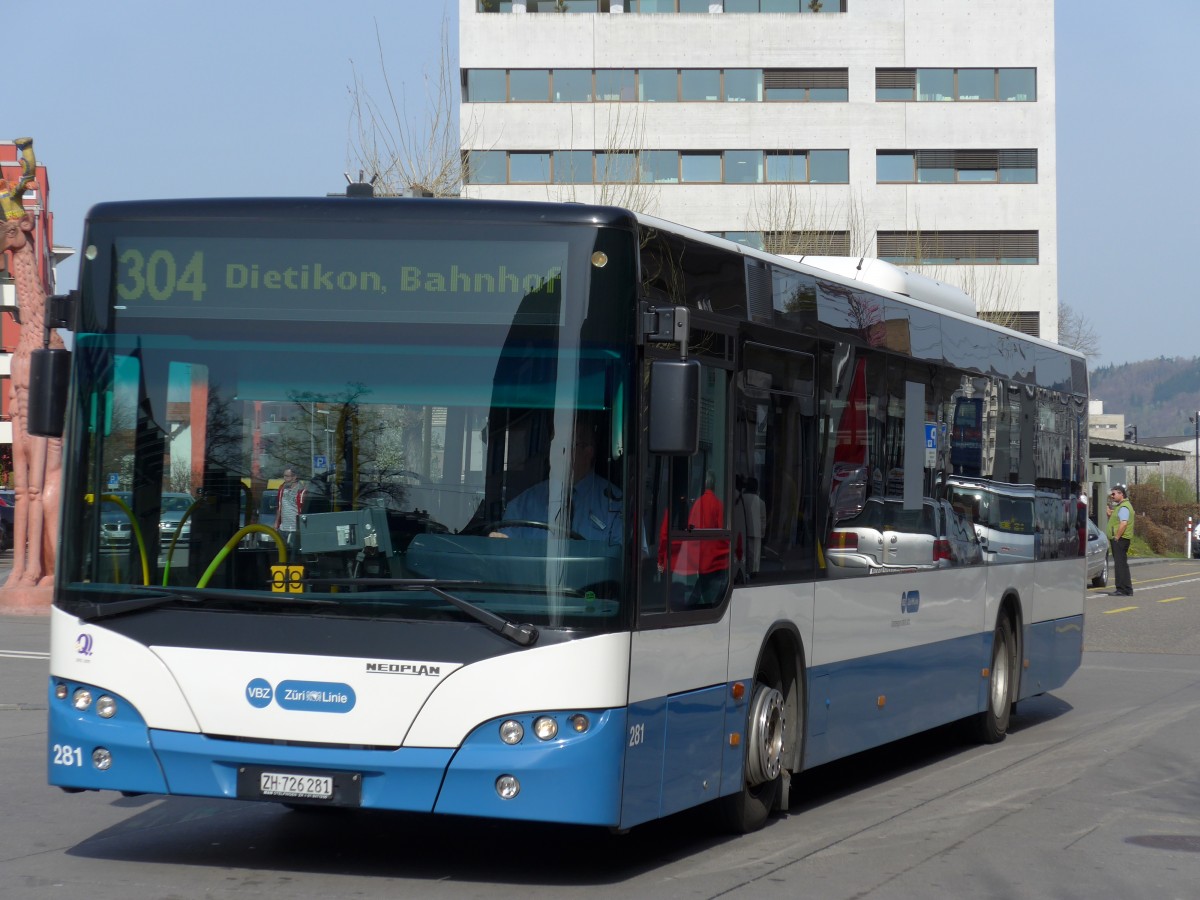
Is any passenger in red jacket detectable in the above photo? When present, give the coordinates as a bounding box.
[658,471,729,607]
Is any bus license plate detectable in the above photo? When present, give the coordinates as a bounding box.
[259,771,333,800]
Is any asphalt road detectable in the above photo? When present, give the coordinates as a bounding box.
[2,558,1199,899]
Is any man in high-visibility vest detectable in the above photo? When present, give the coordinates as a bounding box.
[1106,483,1134,597]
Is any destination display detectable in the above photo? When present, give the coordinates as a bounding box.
[109,236,569,325]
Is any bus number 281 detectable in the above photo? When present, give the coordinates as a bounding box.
[52,744,84,767]
[628,722,645,747]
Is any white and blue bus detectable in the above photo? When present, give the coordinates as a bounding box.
[43,197,1087,833]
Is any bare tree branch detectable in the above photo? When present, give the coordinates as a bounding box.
[1058,301,1101,358]
[347,17,477,197]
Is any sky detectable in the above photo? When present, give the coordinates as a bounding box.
[14,0,1197,368]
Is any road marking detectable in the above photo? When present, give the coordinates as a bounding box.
[1103,606,1138,614]
[0,650,49,660]
[1129,574,1200,589]
[1158,596,1185,604]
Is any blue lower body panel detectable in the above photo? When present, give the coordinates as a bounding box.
[803,633,986,768]
[48,678,630,825]
[150,730,453,811]
[1019,615,1083,699]
[435,709,626,826]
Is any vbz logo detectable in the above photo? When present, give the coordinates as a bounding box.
[246,678,273,708]
[900,590,921,614]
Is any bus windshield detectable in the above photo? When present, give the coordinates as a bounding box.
[58,212,638,631]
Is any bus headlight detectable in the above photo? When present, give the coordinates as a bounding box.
[96,695,118,719]
[72,689,93,711]
[569,714,590,734]
[55,683,69,700]
[532,716,558,741]
[92,748,113,771]
[499,719,524,745]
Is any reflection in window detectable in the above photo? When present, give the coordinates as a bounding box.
[734,343,818,582]
[466,150,507,184]
[916,68,954,101]
[597,152,637,183]
[640,150,680,184]
[957,68,996,100]
[509,152,551,183]
[724,150,763,184]
[528,0,609,8]
[510,70,550,102]
[643,362,731,613]
[808,150,849,183]
[918,167,954,184]
[466,148,851,185]
[466,70,506,103]
[879,67,1036,102]
[596,69,636,101]
[639,70,679,102]
[999,68,1037,101]
[681,69,721,101]
[553,150,593,184]
[681,153,722,183]
[719,231,765,250]
[724,69,763,102]
[765,152,806,183]
[877,152,915,182]
[878,150,1038,184]
[554,70,594,102]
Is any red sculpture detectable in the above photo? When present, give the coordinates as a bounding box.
[1,137,64,591]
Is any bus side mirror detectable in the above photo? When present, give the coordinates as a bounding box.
[648,359,699,455]
[28,347,71,438]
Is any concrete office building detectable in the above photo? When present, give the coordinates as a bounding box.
[458,0,1057,339]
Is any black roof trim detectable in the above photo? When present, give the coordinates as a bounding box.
[84,196,640,230]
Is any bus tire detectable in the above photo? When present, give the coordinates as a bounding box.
[719,653,786,833]
[972,614,1016,744]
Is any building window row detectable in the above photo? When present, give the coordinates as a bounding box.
[877,231,1039,265]
[876,68,1036,102]
[477,1,846,13]
[465,149,850,184]
[877,150,1037,184]
[715,231,1039,266]
[464,68,847,103]
[464,68,1036,103]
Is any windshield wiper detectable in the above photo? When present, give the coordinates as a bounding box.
[305,577,539,647]
[74,586,337,621]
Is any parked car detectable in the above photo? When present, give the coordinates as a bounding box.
[1085,518,1109,588]
[99,492,135,548]
[827,497,981,576]
[158,492,197,546]
[0,489,13,552]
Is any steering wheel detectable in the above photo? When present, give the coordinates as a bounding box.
[467,519,586,541]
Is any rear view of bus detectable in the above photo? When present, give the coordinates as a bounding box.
[48,198,643,826]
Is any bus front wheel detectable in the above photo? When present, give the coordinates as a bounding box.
[719,654,787,833]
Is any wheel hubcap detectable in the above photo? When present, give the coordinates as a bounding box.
[991,632,1010,710]
[746,684,786,785]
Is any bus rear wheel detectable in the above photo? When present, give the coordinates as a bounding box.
[972,615,1016,744]
[719,654,786,833]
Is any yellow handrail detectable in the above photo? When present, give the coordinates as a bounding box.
[196,524,288,589]
[96,493,150,586]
